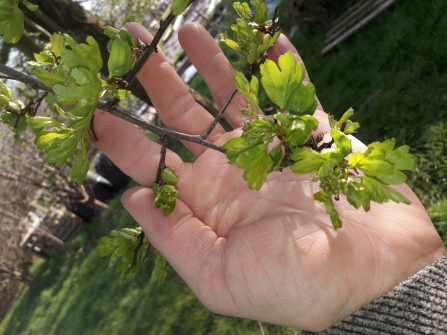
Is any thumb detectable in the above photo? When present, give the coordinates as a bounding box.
[121,186,220,285]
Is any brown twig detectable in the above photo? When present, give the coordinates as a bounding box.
[155,135,168,184]
[128,232,146,274]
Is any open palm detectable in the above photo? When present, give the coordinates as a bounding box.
[92,22,445,332]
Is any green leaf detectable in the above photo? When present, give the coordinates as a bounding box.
[108,38,133,78]
[34,50,55,66]
[283,115,318,147]
[47,134,78,166]
[345,182,365,209]
[268,143,282,172]
[0,4,24,43]
[97,237,117,257]
[27,116,65,131]
[287,83,317,116]
[234,71,260,110]
[313,190,342,229]
[291,148,327,174]
[53,82,83,104]
[113,89,131,100]
[162,168,179,186]
[387,145,416,171]
[35,131,71,152]
[104,26,120,39]
[71,147,89,184]
[151,251,168,284]
[261,51,303,111]
[154,184,179,216]
[223,137,255,164]
[31,67,66,87]
[170,0,189,15]
[0,81,12,101]
[0,1,14,21]
[50,33,65,57]
[23,0,38,11]
[235,143,272,190]
[361,177,390,204]
[233,2,253,20]
[384,185,411,204]
[250,0,268,24]
[330,129,351,157]
[318,158,337,178]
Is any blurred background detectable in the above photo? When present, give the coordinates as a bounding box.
[0,0,446,334]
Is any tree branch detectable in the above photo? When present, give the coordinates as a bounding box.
[0,63,52,92]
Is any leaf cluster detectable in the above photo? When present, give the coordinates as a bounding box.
[152,167,179,216]
[97,227,168,283]
[0,0,37,43]
[0,81,27,131]
[23,27,139,183]
[220,0,280,65]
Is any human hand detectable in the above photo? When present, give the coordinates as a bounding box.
[91,22,446,332]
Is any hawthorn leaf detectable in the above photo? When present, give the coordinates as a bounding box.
[31,67,66,87]
[234,71,260,109]
[50,33,65,57]
[233,2,253,20]
[162,168,179,186]
[71,147,89,184]
[108,37,133,78]
[260,51,304,111]
[234,143,271,190]
[0,81,12,101]
[268,143,282,172]
[170,0,189,15]
[23,0,38,11]
[0,5,24,43]
[250,0,268,24]
[287,82,317,116]
[314,190,342,229]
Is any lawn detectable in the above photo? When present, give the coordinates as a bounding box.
[2,0,447,333]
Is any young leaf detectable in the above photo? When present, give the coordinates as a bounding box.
[233,2,253,20]
[108,38,133,78]
[234,71,260,110]
[170,0,189,15]
[234,143,272,190]
[151,251,168,284]
[71,147,89,184]
[251,0,268,25]
[314,190,342,229]
[162,168,179,186]
[260,51,303,110]
[23,0,38,11]
[0,4,24,43]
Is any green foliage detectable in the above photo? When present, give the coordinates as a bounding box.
[152,167,180,216]
[222,15,415,228]
[97,226,168,284]
[0,0,37,43]
[170,0,190,15]
[220,1,280,64]
[0,81,27,131]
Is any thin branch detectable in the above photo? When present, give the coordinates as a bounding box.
[201,88,237,139]
[99,102,226,153]
[128,232,145,274]
[155,136,168,184]
[0,63,52,92]
[106,1,197,110]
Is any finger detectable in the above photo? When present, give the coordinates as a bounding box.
[124,22,225,156]
[121,186,223,300]
[91,109,184,186]
[179,22,249,129]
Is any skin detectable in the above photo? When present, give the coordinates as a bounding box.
[91,22,446,332]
